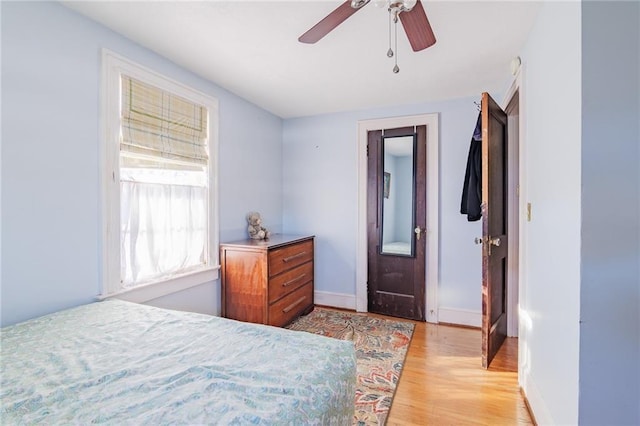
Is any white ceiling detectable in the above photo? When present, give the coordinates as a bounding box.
[62,1,541,119]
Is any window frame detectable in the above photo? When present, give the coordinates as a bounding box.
[100,49,219,302]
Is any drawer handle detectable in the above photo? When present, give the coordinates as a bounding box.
[283,274,307,287]
[282,296,307,314]
[282,251,306,263]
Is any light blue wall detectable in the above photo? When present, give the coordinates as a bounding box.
[0,1,283,326]
[518,2,582,424]
[282,97,484,312]
[519,2,640,424]
[579,2,640,424]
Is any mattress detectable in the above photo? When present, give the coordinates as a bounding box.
[0,300,356,424]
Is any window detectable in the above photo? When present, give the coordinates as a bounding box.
[102,50,219,301]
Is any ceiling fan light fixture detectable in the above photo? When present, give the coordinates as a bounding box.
[350,0,370,9]
[387,0,415,14]
[401,0,417,12]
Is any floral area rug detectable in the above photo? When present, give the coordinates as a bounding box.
[286,307,415,425]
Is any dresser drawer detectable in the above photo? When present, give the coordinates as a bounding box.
[269,261,313,304]
[268,282,313,327]
[268,239,314,277]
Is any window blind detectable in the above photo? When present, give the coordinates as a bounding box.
[121,76,208,165]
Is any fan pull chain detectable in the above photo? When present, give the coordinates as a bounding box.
[393,11,399,73]
[387,9,394,58]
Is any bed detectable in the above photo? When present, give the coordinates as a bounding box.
[0,300,356,424]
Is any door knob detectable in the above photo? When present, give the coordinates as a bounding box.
[414,227,426,240]
[475,236,501,255]
[475,236,500,246]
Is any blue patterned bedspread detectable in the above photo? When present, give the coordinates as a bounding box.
[0,300,356,424]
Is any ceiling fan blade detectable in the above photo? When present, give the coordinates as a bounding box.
[399,0,436,52]
[298,1,364,44]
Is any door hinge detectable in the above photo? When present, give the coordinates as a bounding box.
[366,144,369,157]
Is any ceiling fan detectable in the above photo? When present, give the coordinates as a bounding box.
[299,0,436,73]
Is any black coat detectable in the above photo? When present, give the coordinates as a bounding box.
[460,113,482,221]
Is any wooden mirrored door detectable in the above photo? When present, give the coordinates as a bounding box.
[367,125,426,321]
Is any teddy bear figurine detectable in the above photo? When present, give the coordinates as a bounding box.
[246,211,271,240]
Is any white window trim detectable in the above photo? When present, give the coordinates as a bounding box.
[100,49,219,302]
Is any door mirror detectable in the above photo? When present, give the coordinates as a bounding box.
[380,134,416,257]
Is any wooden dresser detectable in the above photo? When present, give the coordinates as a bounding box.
[220,235,314,327]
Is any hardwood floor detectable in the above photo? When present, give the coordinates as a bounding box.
[385,319,533,425]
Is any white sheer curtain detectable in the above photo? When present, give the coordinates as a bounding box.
[120,167,207,287]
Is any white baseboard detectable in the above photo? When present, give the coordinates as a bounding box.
[314,291,356,311]
[312,299,482,325]
[520,369,553,425]
[438,307,481,328]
